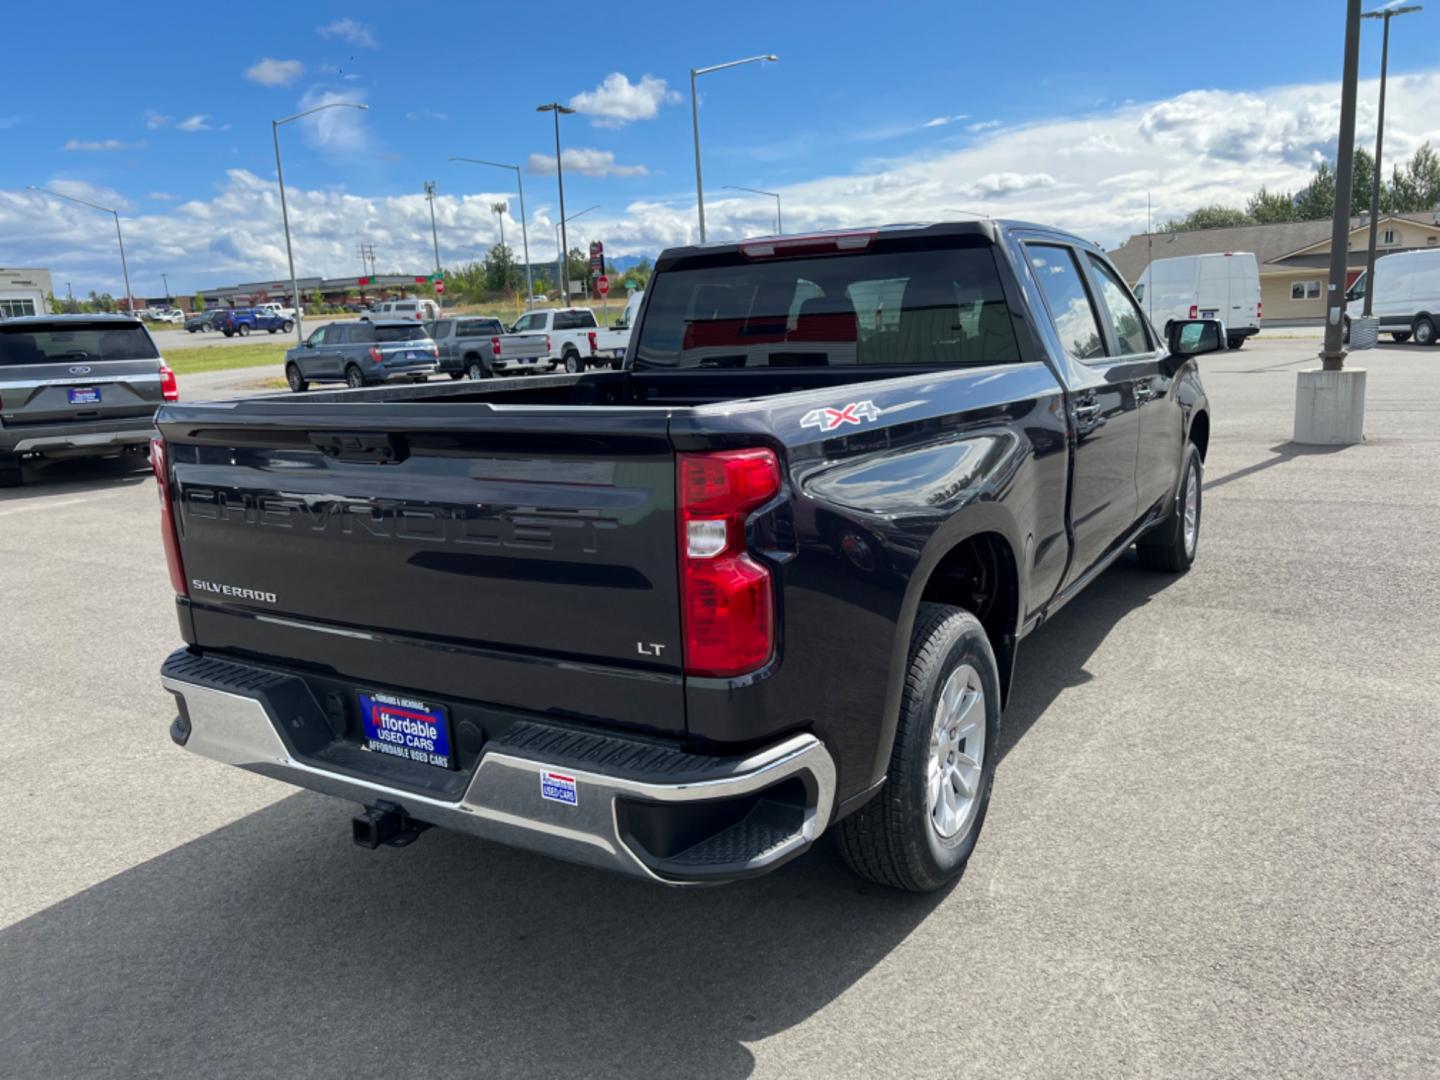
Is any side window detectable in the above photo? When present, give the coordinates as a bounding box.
[512,314,534,333]
[1086,255,1152,355]
[431,320,453,338]
[554,311,577,331]
[574,310,598,329]
[1026,244,1105,361]
[307,326,328,346]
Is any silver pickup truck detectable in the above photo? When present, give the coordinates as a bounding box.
[0,314,177,487]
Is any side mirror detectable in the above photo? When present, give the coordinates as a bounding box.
[1165,318,1226,359]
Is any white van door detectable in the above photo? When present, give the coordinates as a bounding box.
[1230,253,1260,331]
[1196,256,1228,323]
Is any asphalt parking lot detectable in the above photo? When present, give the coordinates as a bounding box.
[1,338,1436,1078]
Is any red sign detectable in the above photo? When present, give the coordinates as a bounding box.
[434,281,445,295]
[596,275,610,297]
[358,276,371,286]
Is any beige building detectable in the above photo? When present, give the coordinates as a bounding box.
[1108,213,1440,322]
[0,267,53,318]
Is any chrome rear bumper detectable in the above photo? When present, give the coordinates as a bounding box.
[162,664,836,885]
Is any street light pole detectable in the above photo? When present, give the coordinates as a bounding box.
[28,185,135,315]
[423,180,441,275]
[162,272,170,306]
[555,205,599,305]
[690,54,778,243]
[272,101,369,344]
[1360,4,1422,317]
[536,103,576,298]
[1321,0,1364,371]
[450,157,535,308]
[722,185,783,234]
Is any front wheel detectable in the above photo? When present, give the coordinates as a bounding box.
[222,328,234,338]
[282,320,294,333]
[345,365,365,389]
[1413,316,1437,347]
[1391,332,1411,343]
[1136,442,1203,572]
[285,363,308,393]
[837,604,1000,893]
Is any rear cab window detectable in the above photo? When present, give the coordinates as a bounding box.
[376,324,428,343]
[0,321,159,366]
[633,235,1022,369]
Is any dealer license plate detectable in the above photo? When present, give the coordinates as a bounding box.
[358,691,454,769]
[68,387,101,405]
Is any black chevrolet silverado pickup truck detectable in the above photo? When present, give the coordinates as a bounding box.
[152,220,1217,892]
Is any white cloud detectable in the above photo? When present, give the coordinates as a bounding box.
[318,18,377,47]
[967,120,1003,133]
[294,88,370,154]
[525,148,649,177]
[244,58,304,87]
[10,70,1440,295]
[145,110,172,129]
[62,138,136,152]
[569,73,680,127]
[922,114,968,129]
[177,114,213,133]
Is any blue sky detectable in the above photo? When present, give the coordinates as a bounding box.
[3,0,1438,297]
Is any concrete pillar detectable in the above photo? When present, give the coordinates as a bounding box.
[1294,368,1366,446]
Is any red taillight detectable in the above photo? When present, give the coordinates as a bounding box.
[1257,300,1262,321]
[588,330,597,353]
[432,345,440,359]
[159,363,179,402]
[491,336,501,357]
[739,230,876,260]
[150,437,187,597]
[368,346,383,363]
[1189,304,1198,319]
[678,448,782,677]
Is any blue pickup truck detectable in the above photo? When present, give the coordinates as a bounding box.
[217,308,294,338]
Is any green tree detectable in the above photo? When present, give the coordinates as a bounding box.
[1246,186,1296,224]
[484,243,520,293]
[1389,141,1440,214]
[566,247,590,297]
[1159,205,1251,232]
[1293,160,1336,220]
[193,292,205,311]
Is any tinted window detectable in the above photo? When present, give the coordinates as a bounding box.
[572,310,598,329]
[1087,255,1151,354]
[307,326,329,346]
[458,319,501,336]
[429,320,454,338]
[554,311,578,330]
[376,324,427,342]
[1026,245,1105,361]
[0,322,158,366]
[346,323,375,344]
[512,314,537,333]
[634,242,1020,369]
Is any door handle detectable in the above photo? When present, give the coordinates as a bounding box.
[1074,401,1101,418]
[1134,385,1154,403]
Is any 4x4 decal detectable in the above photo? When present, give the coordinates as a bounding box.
[800,400,881,432]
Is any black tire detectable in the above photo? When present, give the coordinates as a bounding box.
[1391,332,1411,343]
[267,327,277,334]
[448,370,465,380]
[285,363,308,393]
[563,349,581,374]
[1413,316,1437,347]
[0,453,22,489]
[1342,316,1351,346]
[223,328,234,338]
[282,320,294,333]
[187,327,197,334]
[1226,336,1245,350]
[345,365,365,389]
[1136,442,1203,572]
[466,358,488,380]
[238,324,251,337]
[837,603,1001,893]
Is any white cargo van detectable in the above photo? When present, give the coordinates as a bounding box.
[370,298,440,322]
[1345,250,1440,345]
[1134,252,1261,349]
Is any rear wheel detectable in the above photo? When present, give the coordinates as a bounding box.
[1226,335,1245,350]
[448,370,465,380]
[466,358,488,380]
[563,349,581,374]
[0,452,22,488]
[1413,316,1437,346]
[222,328,234,338]
[1136,442,1202,572]
[285,363,308,393]
[345,365,365,389]
[837,604,1000,893]
[238,324,251,337]
[1391,332,1411,343]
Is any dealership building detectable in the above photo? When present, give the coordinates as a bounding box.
[196,273,437,309]
[0,267,53,318]
[1108,211,1440,322]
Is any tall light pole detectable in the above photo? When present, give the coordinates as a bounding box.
[537,103,576,296]
[273,100,368,343]
[490,201,510,293]
[161,272,170,306]
[722,184,783,234]
[690,54,777,243]
[29,185,134,315]
[451,156,535,307]
[423,180,442,276]
[1360,4,1422,317]
[1321,0,1364,371]
[555,204,599,304]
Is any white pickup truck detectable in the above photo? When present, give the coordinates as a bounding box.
[492,308,607,373]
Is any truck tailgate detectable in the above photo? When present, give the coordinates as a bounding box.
[159,403,684,735]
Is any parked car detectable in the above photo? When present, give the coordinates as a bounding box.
[148,308,185,325]
[589,290,644,367]
[283,319,439,390]
[0,314,178,486]
[152,220,1218,890]
[217,307,293,337]
[370,298,440,322]
[424,316,508,379]
[1134,252,1261,349]
[255,302,300,321]
[1345,249,1440,345]
[185,310,225,333]
[493,307,604,372]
